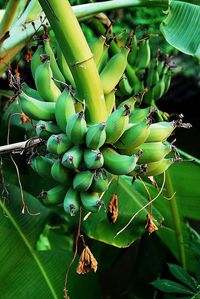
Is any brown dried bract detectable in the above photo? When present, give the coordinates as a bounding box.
[107,194,118,224]
[145,213,158,234]
[20,112,30,124]
[76,246,98,275]
[25,49,33,62]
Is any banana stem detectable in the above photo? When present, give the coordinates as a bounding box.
[165,170,186,269]
[0,0,22,38]
[39,0,107,124]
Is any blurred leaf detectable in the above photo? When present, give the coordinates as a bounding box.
[161,1,200,61]
[151,279,195,295]
[0,185,101,299]
[167,263,197,291]
[82,176,163,248]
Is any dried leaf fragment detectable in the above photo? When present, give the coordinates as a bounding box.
[20,112,30,124]
[145,213,158,234]
[76,246,98,274]
[107,194,118,224]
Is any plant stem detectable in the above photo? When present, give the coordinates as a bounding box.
[39,0,107,124]
[165,170,186,269]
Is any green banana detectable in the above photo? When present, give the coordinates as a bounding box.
[100,46,130,94]
[105,105,130,144]
[31,45,44,79]
[146,121,176,142]
[97,41,109,72]
[44,38,65,83]
[80,191,102,213]
[128,34,138,65]
[51,160,73,185]
[56,43,75,87]
[73,170,94,191]
[152,73,166,102]
[115,119,151,151]
[18,91,55,121]
[35,59,61,102]
[90,169,108,193]
[62,145,83,169]
[35,120,61,140]
[86,122,106,150]
[145,57,158,88]
[66,111,87,145]
[41,185,67,205]
[30,155,54,180]
[21,82,43,101]
[84,149,104,170]
[135,39,151,70]
[104,89,116,117]
[55,88,76,132]
[129,106,155,123]
[126,64,143,95]
[63,187,80,216]
[117,96,137,111]
[164,71,171,94]
[132,142,173,164]
[119,74,133,96]
[101,146,141,175]
[89,34,106,67]
[142,158,178,177]
[47,133,72,155]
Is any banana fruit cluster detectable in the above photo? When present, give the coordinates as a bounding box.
[17,30,188,217]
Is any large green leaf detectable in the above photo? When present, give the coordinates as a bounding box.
[161,1,200,60]
[0,185,101,299]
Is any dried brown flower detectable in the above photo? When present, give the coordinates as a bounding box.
[20,112,30,124]
[76,246,98,275]
[107,194,118,224]
[145,213,158,234]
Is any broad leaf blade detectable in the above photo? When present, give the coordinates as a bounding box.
[168,263,197,291]
[151,279,195,295]
[161,1,200,60]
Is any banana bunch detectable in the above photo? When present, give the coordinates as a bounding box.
[17,27,189,219]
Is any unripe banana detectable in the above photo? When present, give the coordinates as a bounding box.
[18,91,55,121]
[41,185,67,205]
[21,82,43,101]
[119,74,133,96]
[146,121,176,142]
[66,111,87,145]
[100,46,130,94]
[146,57,158,88]
[35,120,61,140]
[62,145,83,169]
[101,146,141,175]
[56,43,75,87]
[84,149,104,170]
[135,39,151,70]
[47,133,72,155]
[128,34,138,65]
[63,187,80,216]
[152,74,166,102]
[55,88,76,132]
[80,191,102,213]
[105,105,130,144]
[105,89,116,117]
[44,39,65,83]
[142,158,178,177]
[117,96,137,111]
[129,106,155,123]
[31,45,44,79]
[35,59,61,102]
[90,169,108,193]
[115,119,151,151]
[30,155,54,180]
[73,170,94,191]
[89,34,106,67]
[131,142,173,164]
[126,65,143,95]
[164,71,171,94]
[51,160,73,185]
[86,122,106,150]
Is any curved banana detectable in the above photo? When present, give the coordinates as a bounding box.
[117,96,137,111]
[89,34,106,67]
[129,106,155,123]
[80,191,102,213]
[105,104,130,144]
[73,170,94,191]
[35,120,61,140]
[30,155,54,180]
[126,65,143,95]
[86,122,106,150]
[51,160,73,185]
[66,111,87,145]
[62,145,83,169]
[128,34,138,65]
[135,39,151,70]
[84,149,104,170]
[63,187,80,216]
[146,121,176,142]
[18,91,55,121]
[105,89,116,117]
[41,185,67,205]
[35,59,61,102]
[21,82,43,101]
[31,44,44,79]
[90,169,108,193]
[119,74,133,96]
[142,158,177,177]
[100,46,130,94]
[47,133,72,155]
[101,146,141,175]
